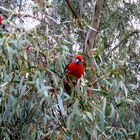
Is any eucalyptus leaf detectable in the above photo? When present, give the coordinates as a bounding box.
[57,94,65,114]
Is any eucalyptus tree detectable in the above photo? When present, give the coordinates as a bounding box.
[0,0,140,139]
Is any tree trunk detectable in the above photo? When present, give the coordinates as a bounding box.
[84,0,102,86]
[85,0,102,52]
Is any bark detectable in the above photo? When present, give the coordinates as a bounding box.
[84,0,102,53]
[84,0,102,87]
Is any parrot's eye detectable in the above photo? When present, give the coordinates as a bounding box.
[74,58,82,64]
[75,58,80,63]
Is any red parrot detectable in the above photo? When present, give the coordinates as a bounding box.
[0,16,2,25]
[64,55,84,93]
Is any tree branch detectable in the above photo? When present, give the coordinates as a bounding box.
[65,0,83,29]
[83,0,102,87]
[103,30,140,62]
[84,0,102,54]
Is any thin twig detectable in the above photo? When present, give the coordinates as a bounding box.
[103,30,139,62]
[65,0,83,29]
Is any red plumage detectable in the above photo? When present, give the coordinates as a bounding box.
[0,16,2,25]
[64,55,84,93]
[65,55,84,79]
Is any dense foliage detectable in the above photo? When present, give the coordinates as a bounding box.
[0,0,140,139]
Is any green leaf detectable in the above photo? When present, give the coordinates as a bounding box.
[94,89,112,97]
[119,128,128,138]
[57,94,65,114]
[110,103,115,118]
[102,97,106,115]
[3,95,14,121]
[120,81,128,97]
[6,45,14,67]
[67,112,74,129]
[73,100,81,116]
[19,85,26,98]
[85,111,94,122]
[97,109,105,131]
[125,98,134,105]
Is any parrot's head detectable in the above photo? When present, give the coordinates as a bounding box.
[74,55,84,65]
